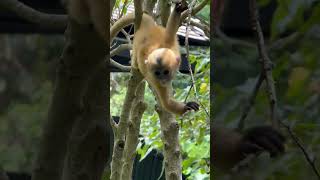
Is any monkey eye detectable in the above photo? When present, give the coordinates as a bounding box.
[163,70,169,75]
[154,71,161,76]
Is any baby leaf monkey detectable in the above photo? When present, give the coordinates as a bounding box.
[132,2,200,115]
[66,0,199,115]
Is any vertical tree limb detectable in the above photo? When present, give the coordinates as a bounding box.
[62,66,109,180]
[157,106,182,180]
[143,0,157,15]
[32,18,107,180]
[249,0,279,129]
[110,69,144,180]
[237,73,264,130]
[158,0,171,26]
[121,82,147,180]
[134,0,144,31]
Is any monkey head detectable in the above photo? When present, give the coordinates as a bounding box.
[145,48,181,87]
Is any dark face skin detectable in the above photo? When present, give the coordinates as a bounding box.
[151,57,173,86]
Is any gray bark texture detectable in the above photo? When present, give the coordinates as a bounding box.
[32,18,109,180]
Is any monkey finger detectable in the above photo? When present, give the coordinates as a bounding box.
[240,141,264,155]
[251,137,279,157]
[264,133,285,153]
[186,102,200,111]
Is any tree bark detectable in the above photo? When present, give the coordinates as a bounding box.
[61,65,110,180]
[31,19,107,180]
[120,82,147,180]
[110,69,144,180]
[157,107,182,180]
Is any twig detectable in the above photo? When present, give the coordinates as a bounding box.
[249,0,278,129]
[237,73,264,130]
[184,0,210,119]
[184,84,194,103]
[186,19,210,38]
[269,32,301,52]
[280,121,320,179]
[181,0,210,21]
[214,26,256,48]
[109,58,131,72]
[110,44,132,56]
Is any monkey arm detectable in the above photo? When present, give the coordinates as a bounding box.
[152,83,198,115]
[211,126,286,171]
[155,84,186,115]
[164,2,188,44]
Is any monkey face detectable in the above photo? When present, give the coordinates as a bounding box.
[145,48,180,86]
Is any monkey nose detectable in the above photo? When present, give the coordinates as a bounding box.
[154,70,170,78]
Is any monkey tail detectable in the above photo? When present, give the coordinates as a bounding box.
[110,13,135,42]
[110,13,156,43]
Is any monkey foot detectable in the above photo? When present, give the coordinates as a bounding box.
[175,1,188,13]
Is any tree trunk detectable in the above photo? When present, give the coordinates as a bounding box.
[31,18,107,180]
[62,66,111,180]
[157,108,182,180]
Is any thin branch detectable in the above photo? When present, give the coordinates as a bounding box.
[237,73,264,130]
[214,26,256,48]
[181,0,210,21]
[280,121,320,179]
[143,0,157,15]
[186,19,210,38]
[250,0,278,129]
[120,0,129,18]
[134,0,144,31]
[269,32,301,52]
[185,0,198,96]
[184,0,210,119]
[110,44,132,56]
[158,0,171,26]
[109,58,131,72]
[0,0,67,29]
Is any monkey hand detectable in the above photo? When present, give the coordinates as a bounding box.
[175,1,188,13]
[183,101,200,113]
[239,126,286,158]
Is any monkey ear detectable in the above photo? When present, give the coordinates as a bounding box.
[176,57,180,63]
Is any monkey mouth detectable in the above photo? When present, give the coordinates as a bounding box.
[159,80,168,86]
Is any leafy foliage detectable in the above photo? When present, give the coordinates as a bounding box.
[214,0,320,179]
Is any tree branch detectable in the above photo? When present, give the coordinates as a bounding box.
[111,44,132,57]
[237,73,264,130]
[109,58,131,72]
[187,19,210,38]
[280,121,320,179]
[184,0,210,119]
[250,0,278,129]
[110,68,144,180]
[0,0,67,29]
[121,82,147,180]
[134,0,144,31]
[181,0,209,21]
[214,26,256,48]
[158,0,171,26]
[156,106,182,180]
